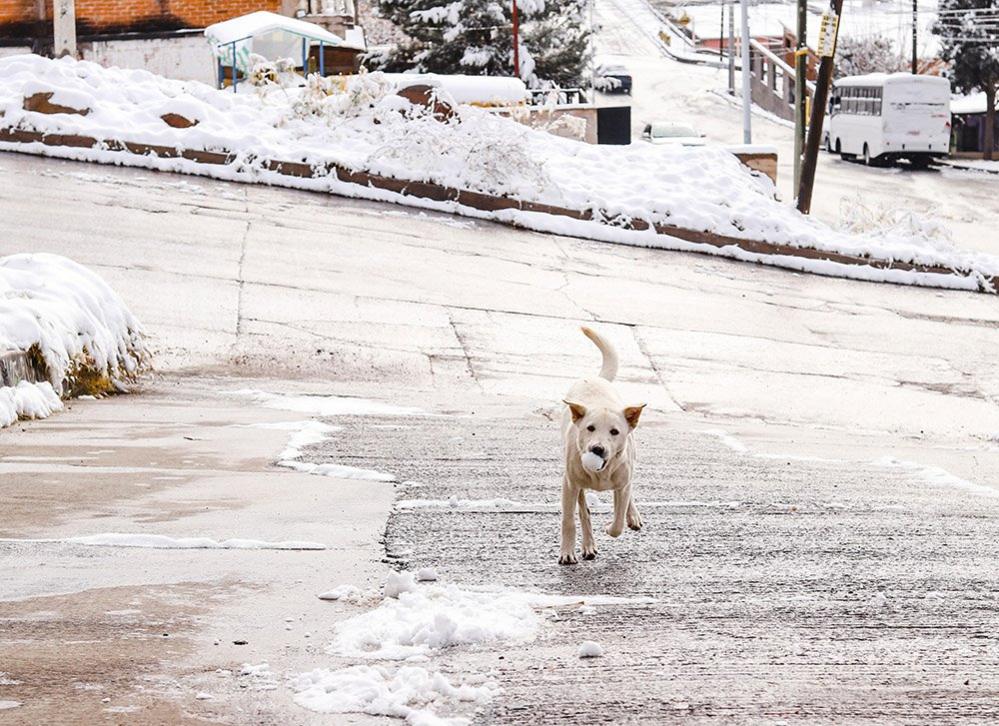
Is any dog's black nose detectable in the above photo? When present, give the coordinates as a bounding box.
[590,445,606,458]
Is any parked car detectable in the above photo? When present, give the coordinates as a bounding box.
[641,122,706,146]
[595,64,632,95]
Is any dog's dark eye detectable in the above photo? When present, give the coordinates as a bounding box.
[610,428,620,436]
[586,425,595,432]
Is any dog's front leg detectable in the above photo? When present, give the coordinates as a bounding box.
[606,486,628,538]
[627,495,643,531]
[577,489,597,560]
[559,476,578,565]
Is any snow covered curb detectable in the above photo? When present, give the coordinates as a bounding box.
[0,253,147,427]
[3,54,998,294]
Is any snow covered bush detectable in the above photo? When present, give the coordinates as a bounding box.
[0,253,147,410]
[368,0,592,89]
[835,37,905,79]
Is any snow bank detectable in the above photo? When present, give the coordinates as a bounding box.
[0,253,146,408]
[0,381,62,427]
[290,664,496,724]
[4,55,996,290]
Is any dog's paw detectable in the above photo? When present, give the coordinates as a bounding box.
[581,546,598,561]
[605,524,623,538]
[627,514,643,531]
[558,552,579,565]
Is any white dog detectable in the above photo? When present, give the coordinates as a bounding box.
[559,327,646,565]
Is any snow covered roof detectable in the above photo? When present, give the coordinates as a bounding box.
[951,92,994,115]
[382,73,528,106]
[204,11,365,52]
[835,72,949,88]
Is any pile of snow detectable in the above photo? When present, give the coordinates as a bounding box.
[3,55,996,289]
[290,664,496,724]
[578,640,604,658]
[0,253,145,427]
[0,254,146,389]
[0,380,62,427]
[332,578,655,660]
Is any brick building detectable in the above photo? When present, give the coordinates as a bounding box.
[1,1,297,44]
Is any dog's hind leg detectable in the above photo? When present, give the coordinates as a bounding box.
[559,476,579,565]
[627,495,643,531]
[578,490,597,560]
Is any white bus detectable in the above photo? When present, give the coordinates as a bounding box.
[825,73,951,168]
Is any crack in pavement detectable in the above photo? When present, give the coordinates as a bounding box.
[447,311,483,391]
[633,326,685,412]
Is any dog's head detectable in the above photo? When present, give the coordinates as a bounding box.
[563,400,646,472]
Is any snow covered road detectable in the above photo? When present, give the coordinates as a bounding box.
[3,152,999,722]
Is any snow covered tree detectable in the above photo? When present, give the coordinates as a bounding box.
[933,0,999,159]
[834,37,905,79]
[368,0,592,89]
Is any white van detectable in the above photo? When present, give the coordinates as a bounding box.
[825,73,950,167]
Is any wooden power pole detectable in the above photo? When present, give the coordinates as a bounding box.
[796,0,843,214]
[512,0,520,77]
[793,0,807,189]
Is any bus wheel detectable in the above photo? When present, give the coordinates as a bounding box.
[909,156,931,170]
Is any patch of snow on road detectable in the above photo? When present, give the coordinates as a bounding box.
[875,457,999,498]
[333,579,656,660]
[318,585,375,602]
[0,700,21,710]
[278,459,396,481]
[702,428,749,453]
[0,533,327,550]
[239,662,278,691]
[232,389,424,417]
[0,381,62,427]
[396,497,525,510]
[578,641,604,658]
[290,664,496,724]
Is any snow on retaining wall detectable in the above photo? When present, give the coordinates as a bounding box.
[0,253,147,427]
[1,54,997,293]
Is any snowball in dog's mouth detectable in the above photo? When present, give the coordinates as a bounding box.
[581,451,606,473]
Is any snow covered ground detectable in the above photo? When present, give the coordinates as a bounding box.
[0,253,146,427]
[3,54,999,291]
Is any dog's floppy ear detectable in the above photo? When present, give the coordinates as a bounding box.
[623,404,646,429]
[563,400,587,423]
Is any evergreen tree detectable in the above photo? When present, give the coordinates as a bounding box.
[932,0,999,159]
[369,0,592,89]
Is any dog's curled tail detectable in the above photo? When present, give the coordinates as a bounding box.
[581,326,619,382]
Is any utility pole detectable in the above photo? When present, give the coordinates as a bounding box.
[719,4,725,58]
[512,0,520,77]
[911,0,918,74]
[740,0,752,143]
[728,1,736,94]
[796,0,842,213]
[793,0,807,188]
[52,0,76,58]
